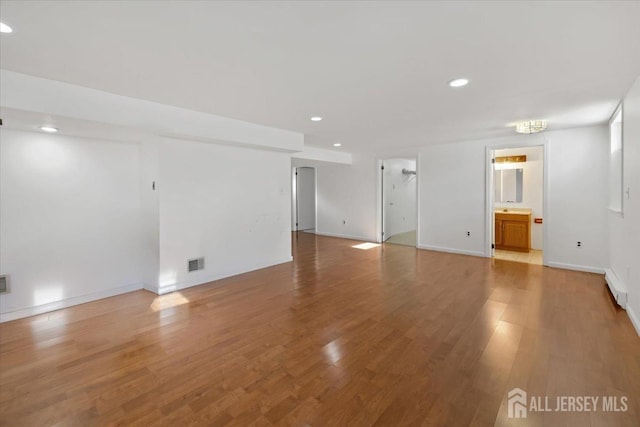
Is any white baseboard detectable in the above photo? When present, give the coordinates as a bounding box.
[604,268,628,308]
[0,282,144,323]
[314,231,373,242]
[147,256,294,295]
[546,262,604,274]
[143,283,160,294]
[627,305,640,337]
[417,244,485,258]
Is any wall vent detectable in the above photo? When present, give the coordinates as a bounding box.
[188,258,205,273]
[0,275,8,293]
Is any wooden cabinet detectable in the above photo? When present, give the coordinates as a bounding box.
[495,212,530,252]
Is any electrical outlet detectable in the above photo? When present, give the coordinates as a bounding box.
[577,241,582,247]
[342,220,346,225]
[466,231,471,237]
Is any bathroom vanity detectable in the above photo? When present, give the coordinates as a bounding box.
[494,209,531,252]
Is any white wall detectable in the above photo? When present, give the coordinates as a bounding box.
[308,126,609,272]
[609,77,640,333]
[292,146,352,165]
[494,146,544,250]
[0,129,296,319]
[419,141,487,256]
[0,129,148,320]
[418,126,609,269]
[383,158,417,238]
[155,139,292,294]
[545,126,609,271]
[315,153,379,241]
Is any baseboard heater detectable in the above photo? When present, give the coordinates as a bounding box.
[604,268,628,309]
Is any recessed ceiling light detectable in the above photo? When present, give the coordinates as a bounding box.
[310,116,323,122]
[40,126,59,133]
[449,78,469,88]
[515,120,547,134]
[0,22,12,33]
[333,143,342,147]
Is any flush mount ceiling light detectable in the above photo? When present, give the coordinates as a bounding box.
[515,120,547,134]
[448,78,469,88]
[40,126,59,133]
[310,116,323,122]
[0,22,12,33]
[333,143,342,147]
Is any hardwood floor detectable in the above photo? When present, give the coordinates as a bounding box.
[1,232,639,426]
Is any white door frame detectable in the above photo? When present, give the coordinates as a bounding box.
[376,159,384,243]
[484,139,549,266]
[375,156,420,246]
[291,166,318,232]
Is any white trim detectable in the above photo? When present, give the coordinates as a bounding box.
[143,283,160,294]
[291,166,297,231]
[627,305,640,337]
[416,153,422,248]
[314,167,318,233]
[546,262,604,274]
[375,159,384,244]
[484,147,493,258]
[314,231,373,242]
[146,256,294,295]
[417,244,485,258]
[604,268,628,308]
[0,282,144,323]
[542,142,550,267]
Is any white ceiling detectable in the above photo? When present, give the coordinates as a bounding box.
[1,1,639,152]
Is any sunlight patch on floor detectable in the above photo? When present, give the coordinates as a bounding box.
[352,242,380,250]
[151,292,190,312]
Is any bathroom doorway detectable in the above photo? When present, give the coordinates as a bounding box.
[489,146,545,265]
[380,158,417,246]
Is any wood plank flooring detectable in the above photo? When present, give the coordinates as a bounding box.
[1,232,639,426]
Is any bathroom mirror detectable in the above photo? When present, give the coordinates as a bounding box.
[494,168,523,203]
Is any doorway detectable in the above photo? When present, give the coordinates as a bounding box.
[293,167,316,232]
[489,146,545,265]
[381,158,417,246]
